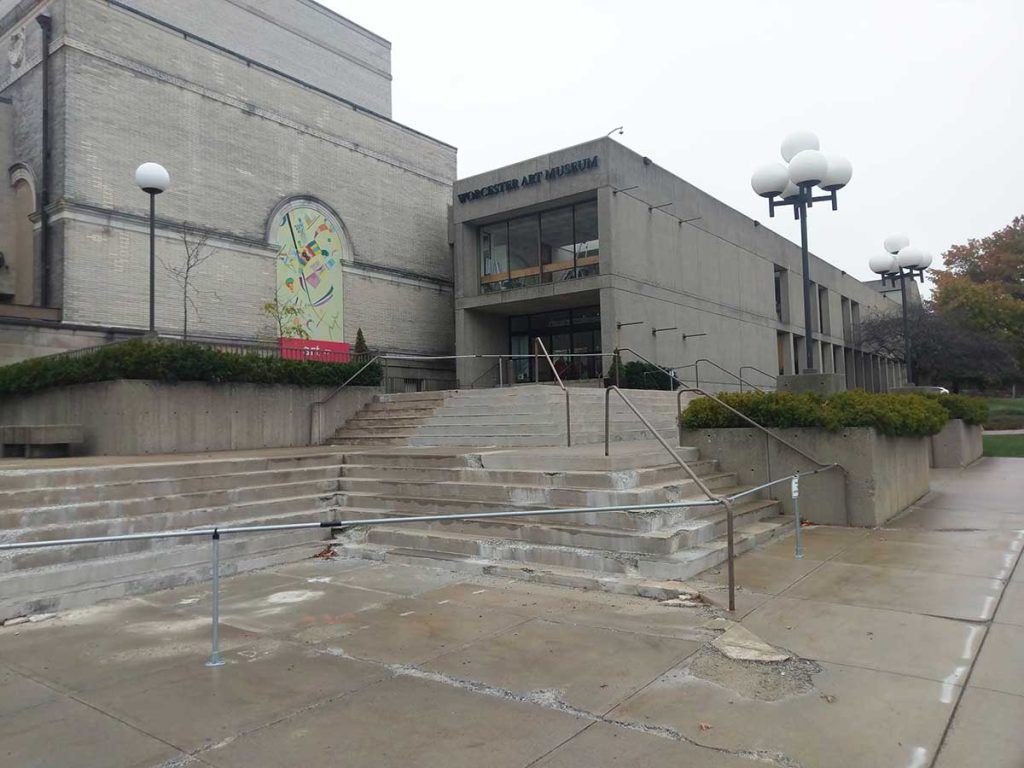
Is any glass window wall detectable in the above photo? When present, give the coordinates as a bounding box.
[479,200,599,292]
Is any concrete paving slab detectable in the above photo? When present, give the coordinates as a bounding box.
[533,721,756,767]
[783,562,1004,621]
[0,664,59,717]
[887,505,1024,531]
[696,585,773,618]
[995,581,1024,626]
[0,599,257,692]
[81,638,387,754]
[757,525,870,561]
[139,571,320,611]
[743,596,984,682]
[610,658,955,768]
[200,674,590,768]
[968,622,1024,697]
[933,687,1024,768]
[832,538,1018,579]
[293,596,529,664]
[265,556,376,579]
[420,581,715,640]
[423,617,700,714]
[322,561,464,596]
[699,552,822,595]
[0,696,181,767]
[866,527,1024,553]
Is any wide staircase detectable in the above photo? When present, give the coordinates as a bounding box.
[0,388,793,620]
[0,450,340,621]
[328,441,790,591]
[327,385,685,448]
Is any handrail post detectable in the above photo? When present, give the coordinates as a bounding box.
[724,498,736,612]
[604,387,611,456]
[498,355,504,388]
[205,530,225,668]
[565,390,571,447]
[792,475,804,559]
[382,357,389,395]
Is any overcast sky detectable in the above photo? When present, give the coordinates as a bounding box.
[325,0,1023,287]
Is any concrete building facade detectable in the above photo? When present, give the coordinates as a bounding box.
[453,137,905,392]
[0,0,456,387]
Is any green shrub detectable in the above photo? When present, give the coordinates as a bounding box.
[922,393,989,426]
[680,390,948,437]
[0,339,381,397]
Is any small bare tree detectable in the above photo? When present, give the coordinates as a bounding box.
[161,223,218,340]
[261,298,311,340]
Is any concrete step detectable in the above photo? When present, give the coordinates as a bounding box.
[357,499,777,556]
[0,452,346,493]
[0,479,343,532]
[477,444,700,471]
[335,515,793,592]
[0,527,329,622]
[0,464,343,511]
[1,490,340,547]
[336,460,719,490]
[332,471,737,508]
[0,504,334,573]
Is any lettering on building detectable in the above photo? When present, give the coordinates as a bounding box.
[457,156,599,203]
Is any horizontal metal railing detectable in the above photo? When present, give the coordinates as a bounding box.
[0,464,835,667]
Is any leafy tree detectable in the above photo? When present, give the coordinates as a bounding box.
[932,214,1024,376]
[859,303,1018,392]
[261,299,310,340]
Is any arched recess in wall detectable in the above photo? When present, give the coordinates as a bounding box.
[6,163,38,305]
[265,197,351,351]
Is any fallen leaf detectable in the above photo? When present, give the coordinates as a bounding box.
[821,694,837,704]
[698,721,713,732]
[312,546,337,560]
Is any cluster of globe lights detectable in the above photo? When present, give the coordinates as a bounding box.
[869,234,933,277]
[750,130,854,205]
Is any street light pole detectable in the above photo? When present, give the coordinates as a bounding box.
[751,132,853,374]
[134,163,171,336]
[869,237,932,386]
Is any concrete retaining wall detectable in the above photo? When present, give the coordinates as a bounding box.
[931,419,983,468]
[0,380,378,456]
[679,427,931,527]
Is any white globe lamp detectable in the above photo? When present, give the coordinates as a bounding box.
[883,234,910,255]
[780,130,820,162]
[751,162,790,198]
[818,154,853,191]
[788,149,829,186]
[135,162,170,194]
[869,254,898,274]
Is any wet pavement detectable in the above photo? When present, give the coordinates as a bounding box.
[1,458,1022,767]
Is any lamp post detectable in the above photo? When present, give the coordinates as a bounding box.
[868,236,932,385]
[134,162,171,335]
[751,132,853,372]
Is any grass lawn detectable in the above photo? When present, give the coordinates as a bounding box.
[983,434,1024,457]
[985,398,1024,430]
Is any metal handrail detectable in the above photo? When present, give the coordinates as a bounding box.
[617,346,834,471]
[695,358,766,393]
[309,354,385,444]
[603,385,737,607]
[739,365,778,392]
[534,337,571,447]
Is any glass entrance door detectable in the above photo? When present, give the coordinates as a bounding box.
[508,306,602,383]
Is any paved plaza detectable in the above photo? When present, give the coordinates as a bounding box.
[1,458,1022,767]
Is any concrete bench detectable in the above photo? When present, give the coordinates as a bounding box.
[0,425,84,458]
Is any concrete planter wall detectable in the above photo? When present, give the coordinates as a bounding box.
[679,426,932,527]
[0,380,378,456]
[930,419,983,469]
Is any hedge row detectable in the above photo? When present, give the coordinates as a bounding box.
[0,340,381,396]
[680,390,951,437]
[927,393,989,426]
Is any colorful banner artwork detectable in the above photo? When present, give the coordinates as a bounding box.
[272,204,345,354]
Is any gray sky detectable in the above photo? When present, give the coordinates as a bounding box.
[325,0,1023,287]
